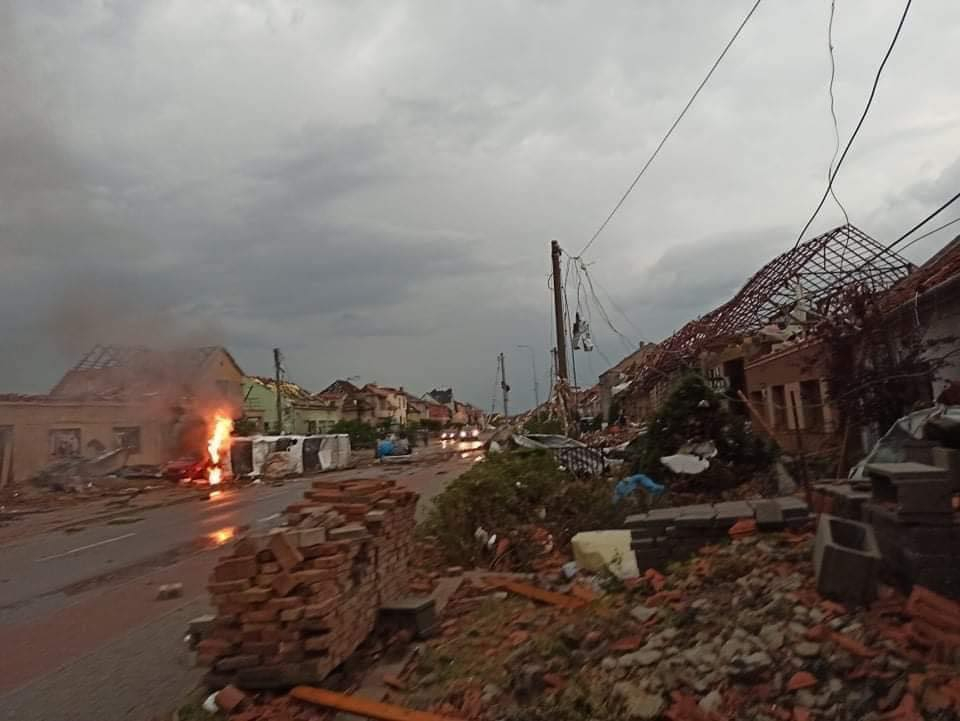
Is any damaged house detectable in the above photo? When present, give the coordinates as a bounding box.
[614,225,925,461]
[0,345,244,486]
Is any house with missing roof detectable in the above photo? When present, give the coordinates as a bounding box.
[0,345,244,486]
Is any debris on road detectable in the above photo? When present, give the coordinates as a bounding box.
[491,578,587,609]
[215,685,250,713]
[156,582,183,600]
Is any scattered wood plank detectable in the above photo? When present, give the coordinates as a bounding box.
[492,579,587,609]
[291,686,465,721]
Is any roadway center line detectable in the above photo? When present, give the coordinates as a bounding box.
[34,533,137,563]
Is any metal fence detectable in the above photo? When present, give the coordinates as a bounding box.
[551,445,608,477]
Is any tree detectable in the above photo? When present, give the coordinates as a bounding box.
[329,419,378,448]
[627,374,776,488]
[813,286,957,435]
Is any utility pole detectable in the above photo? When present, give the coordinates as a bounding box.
[273,348,283,434]
[549,348,558,400]
[551,240,569,382]
[498,352,510,417]
[516,345,540,410]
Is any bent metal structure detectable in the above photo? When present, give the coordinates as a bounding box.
[630,224,913,393]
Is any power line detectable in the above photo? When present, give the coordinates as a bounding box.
[576,0,764,259]
[830,190,960,292]
[897,215,960,255]
[825,0,849,225]
[792,0,913,248]
[889,190,960,255]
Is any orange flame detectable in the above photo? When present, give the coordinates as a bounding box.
[206,413,233,486]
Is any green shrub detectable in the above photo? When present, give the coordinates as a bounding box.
[626,374,777,488]
[423,449,642,568]
[330,419,378,448]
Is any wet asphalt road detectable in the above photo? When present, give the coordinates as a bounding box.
[0,450,475,721]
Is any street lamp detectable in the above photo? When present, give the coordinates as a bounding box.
[516,345,541,410]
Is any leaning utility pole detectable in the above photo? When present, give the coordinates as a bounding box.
[498,352,510,417]
[273,348,283,434]
[550,240,569,382]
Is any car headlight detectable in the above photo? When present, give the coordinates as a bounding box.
[471,429,480,437]
[459,430,467,438]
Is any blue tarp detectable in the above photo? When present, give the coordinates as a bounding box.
[613,473,665,502]
[376,439,395,459]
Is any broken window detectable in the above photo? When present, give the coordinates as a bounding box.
[771,386,787,429]
[306,420,317,434]
[274,437,296,452]
[749,391,766,424]
[114,426,142,452]
[800,380,824,431]
[49,429,81,458]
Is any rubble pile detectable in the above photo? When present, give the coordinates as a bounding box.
[198,478,418,690]
[383,530,960,721]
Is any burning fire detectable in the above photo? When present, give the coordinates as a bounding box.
[206,413,233,486]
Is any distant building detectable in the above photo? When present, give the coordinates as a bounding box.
[426,388,453,405]
[420,393,452,425]
[242,377,343,434]
[0,345,244,486]
[405,393,428,425]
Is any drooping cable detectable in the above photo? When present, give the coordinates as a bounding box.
[825,0,850,225]
[792,0,913,248]
[576,0,764,259]
[896,216,960,255]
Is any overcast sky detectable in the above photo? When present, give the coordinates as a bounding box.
[2,0,959,411]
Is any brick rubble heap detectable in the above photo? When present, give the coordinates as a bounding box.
[197,478,418,689]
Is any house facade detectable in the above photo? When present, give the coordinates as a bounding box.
[0,345,244,486]
[242,377,344,434]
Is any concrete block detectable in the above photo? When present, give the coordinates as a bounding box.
[634,549,669,571]
[754,500,785,531]
[933,447,960,492]
[379,596,437,639]
[867,462,952,516]
[674,507,717,529]
[713,501,753,527]
[896,478,953,515]
[814,514,881,607]
[625,509,679,534]
[774,496,810,519]
[902,439,937,465]
[868,460,947,481]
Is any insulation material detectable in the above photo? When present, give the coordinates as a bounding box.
[571,530,639,579]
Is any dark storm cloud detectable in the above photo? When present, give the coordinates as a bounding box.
[2,0,959,408]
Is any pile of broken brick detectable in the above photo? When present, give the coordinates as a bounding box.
[385,528,960,721]
[195,477,418,692]
[201,520,960,721]
[190,459,960,721]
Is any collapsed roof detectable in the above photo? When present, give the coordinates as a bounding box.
[51,344,243,399]
[631,224,912,391]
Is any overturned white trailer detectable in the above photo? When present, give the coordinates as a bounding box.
[230,433,351,478]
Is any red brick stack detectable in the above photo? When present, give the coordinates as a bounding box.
[198,478,418,689]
